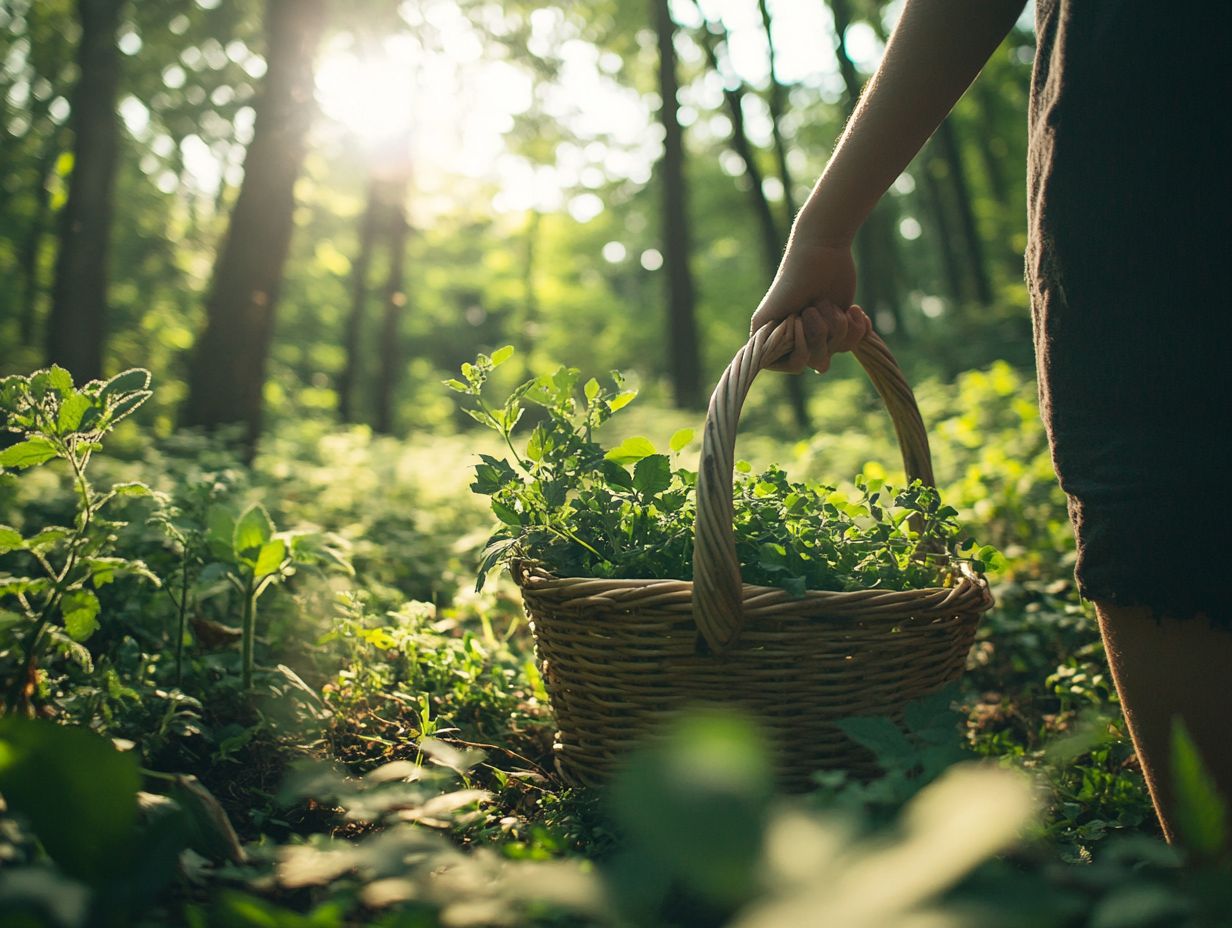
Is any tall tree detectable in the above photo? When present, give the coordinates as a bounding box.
[692,6,810,428]
[338,183,381,423]
[182,0,326,453]
[652,0,702,410]
[374,168,410,435]
[830,0,905,334]
[936,118,993,307]
[45,0,125,382]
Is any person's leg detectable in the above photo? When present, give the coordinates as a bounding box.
[1094,603,1232,845]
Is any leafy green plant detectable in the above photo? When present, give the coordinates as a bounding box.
[199,502,351,690]
[448,348,999,593]
[0,367,158,712]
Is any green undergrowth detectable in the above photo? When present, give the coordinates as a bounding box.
[0,364,1228,928]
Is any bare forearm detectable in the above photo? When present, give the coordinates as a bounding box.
[796,0,1026,245]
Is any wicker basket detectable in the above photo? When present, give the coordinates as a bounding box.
[515,319,993,788]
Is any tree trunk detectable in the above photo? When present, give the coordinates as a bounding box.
[182,0,325,454]
[19,133,63,346]
[374,177,409,435]
[936,118,993,306]
[829,0,905,335]
[972,80,1009,207]
[338,182,380,423]
[652,0,702,410]
[920,148,968,306]
[694,8,810,429]
[45,0,123,382]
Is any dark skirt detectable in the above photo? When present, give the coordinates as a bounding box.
[1027,0,1232,620]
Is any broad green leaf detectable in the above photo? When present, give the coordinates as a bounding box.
[0,526,24,554]
[669,428,695,453]
[61,589,101,642]
[491,500,522,526]
[836,715,917,770]
[584,378,600,402]
[110,481,152,497]
[526,425,546,462]
[56,390,93,433]
[206,506,236,558]
[608,390,638,412]
[604,436,656,465]
[0,438,58,469]
[490,345,514,367]
[0,718,142,883]
[443,378,468,393]
[46,365,74,397]
[1171,718,1229,860]
[233,504,273,555]
[100,368,151,398]
[633,454,672,496]
[253,538,287,579]
[86,557,160,588]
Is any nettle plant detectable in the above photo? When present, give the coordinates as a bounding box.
[0,367,158,711]
[449,349,1000,593]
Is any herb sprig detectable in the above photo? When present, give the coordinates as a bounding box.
[449,348,999,593]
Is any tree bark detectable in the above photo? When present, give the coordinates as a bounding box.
[45,0,123,382]
[338,182,380,423]
[936,118,992,306]
[374,176,410,435]
[652,0,702,410]
[182,0,325,454]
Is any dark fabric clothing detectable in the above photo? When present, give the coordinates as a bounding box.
[1027,0,1232,621]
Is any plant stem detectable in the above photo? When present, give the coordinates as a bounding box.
[241,577,256,690]
[175,546,189,686]
[11,446,93,710]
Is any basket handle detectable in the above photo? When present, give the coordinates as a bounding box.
[691,316,935,654]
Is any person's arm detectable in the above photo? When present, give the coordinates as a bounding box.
[755,0,1027,373]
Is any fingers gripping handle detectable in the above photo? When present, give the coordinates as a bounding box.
[691,317,934,655]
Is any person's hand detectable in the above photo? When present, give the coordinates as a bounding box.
[750,237,869,374]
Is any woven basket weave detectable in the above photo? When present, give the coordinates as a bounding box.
[515,319,993,788]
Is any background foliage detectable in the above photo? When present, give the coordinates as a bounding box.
[2,1,1226,926]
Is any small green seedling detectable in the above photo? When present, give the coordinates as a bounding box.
[200,502,350,690]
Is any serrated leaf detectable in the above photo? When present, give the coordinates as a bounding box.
[110,481,151,497]
[57,391,93,433]
[669,428,694,453]
[633,454,671,496]
[491,500,522,526]
[45,365,74,397]
[61,589,101,642]
[106,390,151,424]
[233,504,273,555]
[254,539,287,579]
[604,436,656,465]
[101,368,151,397]
[0,526,24,554]
[0,438,59,469]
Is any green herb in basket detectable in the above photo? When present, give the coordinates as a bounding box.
[447,347,999,593]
